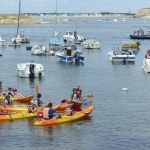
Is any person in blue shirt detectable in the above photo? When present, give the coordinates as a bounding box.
[48,102,57,119]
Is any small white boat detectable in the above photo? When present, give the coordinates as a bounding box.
[31,44,54,55]
[55,44,84,63]
[114,18,119,22]
[17,61,45,78]
[14,31,30,43]
[141,49,150,73]
[82,39,102,49]
[122,18,127,22]
[0,33,7,47]
[108,44,136,62]
[63,31,84,44]
[7,38,21,46]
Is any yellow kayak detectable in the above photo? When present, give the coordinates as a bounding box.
[34,105,94,126]
[0,95,34,102]
[0,111,37,120]
[0,103,71,113]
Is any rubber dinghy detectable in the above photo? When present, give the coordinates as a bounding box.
[34,105,94,126]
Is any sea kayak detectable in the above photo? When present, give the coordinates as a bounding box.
[0,95,34,102]
[34,105,94,126]
[0,111,37,120]
[0,103,71,113]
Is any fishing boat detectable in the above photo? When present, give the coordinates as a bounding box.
[0,111,37,120]
[121,40,140,49]
[49,0,64,46]
[0,95,33,102]
[31,44,54,55]
[141,49,150,73]
[34,105,94,126]
[130,35,150,39]
[63,31,84,44]
[0,33,7,47]
[10,0,30,43]
[82,39,102,49]
[17,61,45,78]
[55,44,84,63]
[108,44,136,62]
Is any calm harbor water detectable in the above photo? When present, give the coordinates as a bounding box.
[1,18,150,150]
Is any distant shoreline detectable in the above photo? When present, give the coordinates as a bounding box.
[31,15,134,19]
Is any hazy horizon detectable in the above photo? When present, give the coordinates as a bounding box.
[0,0,150,14]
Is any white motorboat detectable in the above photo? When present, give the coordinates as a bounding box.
[0,33,7,47]
[63,31,84,44]
[55,44,84,63]
[82,39,102,49]
[17,61,45,78]
[141,49,150,73]
[31,44,54,55]
[114,18,119,22]
[108,44,136,62]
[7,38,21,46]
[122,18,127,22]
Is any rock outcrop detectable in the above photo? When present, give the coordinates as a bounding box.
[0,14,40,24]
[134,6,150,18]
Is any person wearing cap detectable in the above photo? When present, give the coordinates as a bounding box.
[3,95,13,106]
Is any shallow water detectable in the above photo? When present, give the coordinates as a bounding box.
[1,18,150,150]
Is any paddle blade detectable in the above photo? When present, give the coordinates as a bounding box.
[61,99,67,103]
[35,84,39,94]
[87,94,93,98]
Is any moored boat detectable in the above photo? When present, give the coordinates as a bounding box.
[17,61,45,78]
[141,49,150,73]
[55,44,84,63]
[34,105,94,126]
[108,44,136,62]
[130,35,150,39]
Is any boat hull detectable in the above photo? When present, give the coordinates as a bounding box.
[34,106,94,126]
[130,35,150,39]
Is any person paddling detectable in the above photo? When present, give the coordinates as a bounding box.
[30,93,49,108]
[3,95,13,106]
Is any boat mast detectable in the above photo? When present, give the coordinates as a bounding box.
[17,0,21,34]
[54,0,57,35]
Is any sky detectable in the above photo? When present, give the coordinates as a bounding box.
[1,0,150,14]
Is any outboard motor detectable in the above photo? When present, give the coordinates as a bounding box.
[29,64,35,79]
[136,41,140,46]
[74,51,81,63]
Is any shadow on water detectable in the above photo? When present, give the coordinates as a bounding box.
[111,61,135,66]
